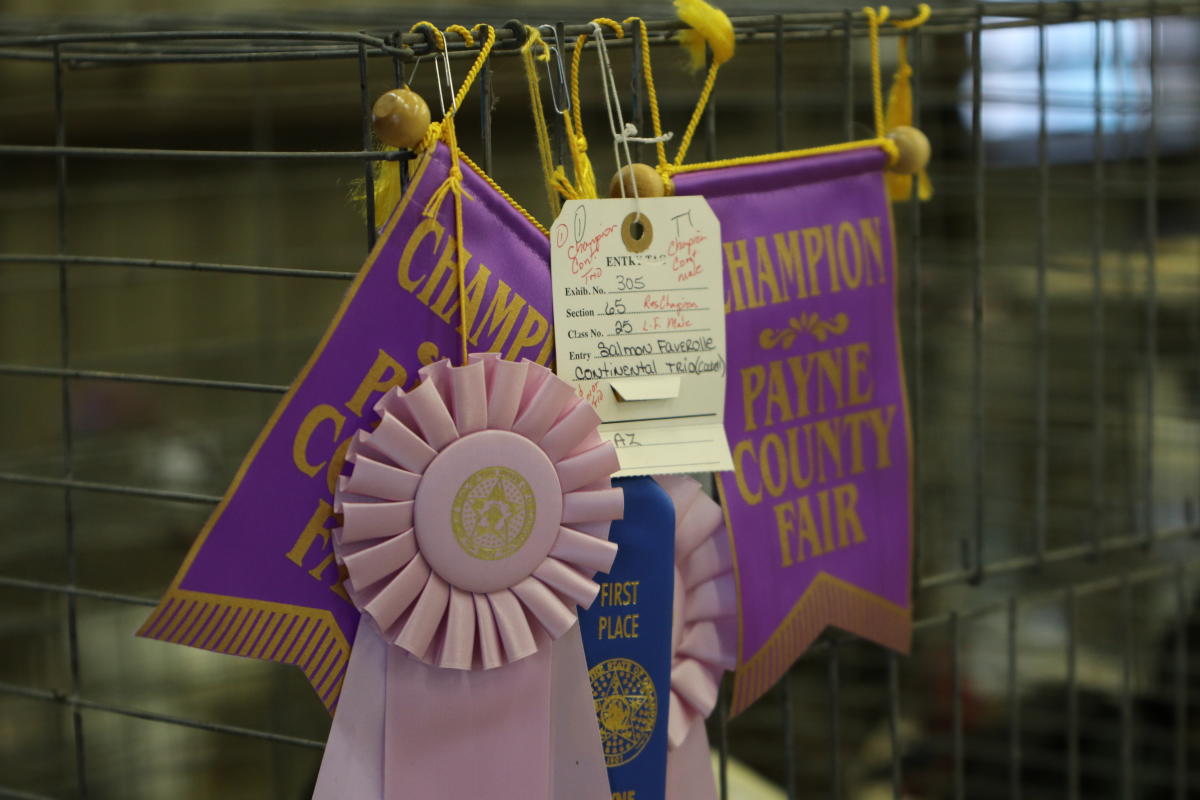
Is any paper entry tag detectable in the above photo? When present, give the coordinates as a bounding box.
[551,197,734,476]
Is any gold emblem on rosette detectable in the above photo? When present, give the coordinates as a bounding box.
[588,657,658,767]
[450,466,536,561]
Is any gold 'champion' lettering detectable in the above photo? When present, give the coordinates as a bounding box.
[722,216,887,314]
[394,217,554,364]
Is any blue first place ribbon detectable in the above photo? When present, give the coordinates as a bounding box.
[579,476,676,800]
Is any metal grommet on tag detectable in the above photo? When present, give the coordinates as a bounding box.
[621,213,652,253]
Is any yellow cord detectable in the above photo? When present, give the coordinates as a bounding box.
[667,0,735,168]
[884,4,933,201]
[409,22,497,365]
[450,24,493,113]
[591,18,627,36]
[568,11,626,137]
[861,6,890,142]
[460,147,547,235]
[568,32,586,139]
[891,3,931,29]
[520,3,903,200]
[444,24,475,47]
[410,21,447,50]
[667,137,898,177]
[564,36,593,197]
[672,61,719,168]
[624,17,669,171]
[662,7,899,180]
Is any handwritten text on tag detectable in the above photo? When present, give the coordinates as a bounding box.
[551,197,733,476]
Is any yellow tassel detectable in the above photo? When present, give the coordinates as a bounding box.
[674,0,734,71]
[372,153,403,224]
[884,50,912,134]
[348,142,402,227]
[884,6,933,202]
[360,119,444,225]
[571,136,598,200]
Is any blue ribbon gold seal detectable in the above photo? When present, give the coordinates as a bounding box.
[580,476,675,800]
[591,657,658,767]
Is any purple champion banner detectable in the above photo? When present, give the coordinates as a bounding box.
[673,145,913,715]
[136,144,555,710]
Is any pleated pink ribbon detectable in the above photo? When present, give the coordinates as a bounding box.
[655,475,738,800]
[314,354,624,800]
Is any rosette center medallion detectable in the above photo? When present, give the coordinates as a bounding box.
[415,429,562,594]
[451,466,535,561]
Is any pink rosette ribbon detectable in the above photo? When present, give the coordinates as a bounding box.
[314,354,623,800]
[655,475,738,800]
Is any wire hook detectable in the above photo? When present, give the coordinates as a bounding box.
[538,25,572,114]
[406,53,427,87]
[590,22,644,215]
[433,46,456,117]
[413,23,457,118]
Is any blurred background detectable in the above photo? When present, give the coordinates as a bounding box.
[1,1,1198,798]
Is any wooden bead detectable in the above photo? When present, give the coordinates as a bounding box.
[609,163,668,199]
[372,87,431,150]
[886,126,931,175]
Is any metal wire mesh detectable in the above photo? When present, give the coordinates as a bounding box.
[1,2,1198,797]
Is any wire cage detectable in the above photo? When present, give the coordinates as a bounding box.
[1,2,1198,798]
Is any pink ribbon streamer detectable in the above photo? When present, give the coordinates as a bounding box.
[384,632,553,798]
[313,617,386,799]
[665,718,716,800]
[316,623,610,800]
[381,624,608,800]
